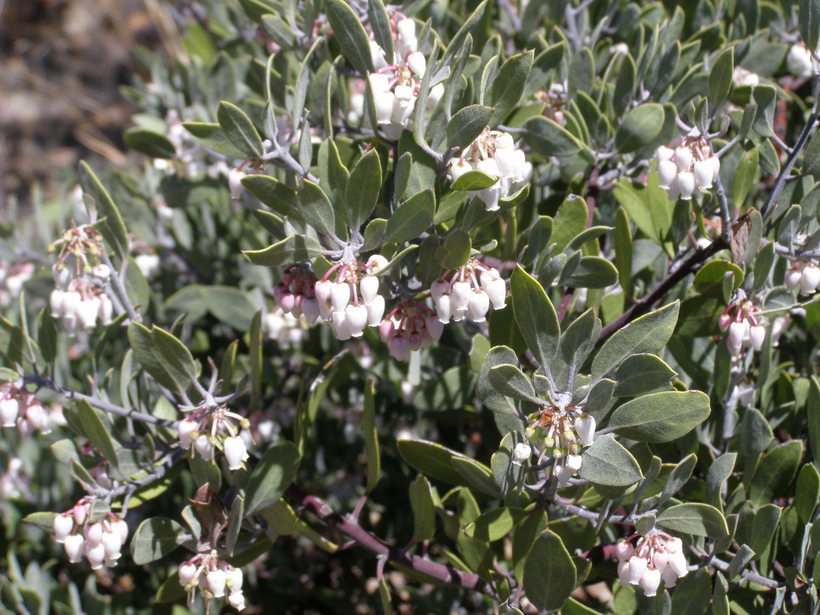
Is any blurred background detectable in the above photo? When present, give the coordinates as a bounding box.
[0,0,173,205]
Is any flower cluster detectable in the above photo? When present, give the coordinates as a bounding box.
[53,502,129,569]
[784,261,820,294]
[263,306,308,348]
[787,43,816,78]
[0,261,34,306]
[0,380,58,434]
[378,302,443,361]
[314,255,386,340]
[718,299,766,356]
[49,224,114,333]
[273,263,321,324]
[430,259,506,323]
[655,136,720,200]
[178,551,245,610]
[178,405,251,471]
[447,129,532,211]
[524,401,596,484]
[616,531,689,596]
[367,16,443,140]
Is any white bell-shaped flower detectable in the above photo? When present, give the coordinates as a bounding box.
[224,435,248,471]
[749,324,766,351]
[53,514,74,543]
[64,534,85,563]
[178,418,197,449]
[195,434,214,459]
[800,264,820,292]
[673,146,693,172]
[228,169,246,200]
[228,592,247,610]
[206,569,227,598]
[627,555,648,583]
[226,567,243,591]
[179,563,198,587]
[406,51,426,77]
[574,413,596,447]
[467,289,490,322]
[50,289,65,317]
[345,304,368,337]
[657,159,678,189]
[330,282,351,312]
[360,276,379,304]
[85,541,106,569]
[640,567,661,596]
[84,521,104,548]
[366,294,385,326]
[0,398,19,427]
[677,171,696,199]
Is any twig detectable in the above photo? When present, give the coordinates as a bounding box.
[773,242,820,261]
[597,237,727,344]
[759,75,820,221]
[285,483,496,598]
[102,253,141,323]
[27,374,172,426]
[260,147,320,184]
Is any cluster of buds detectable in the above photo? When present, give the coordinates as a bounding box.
[616,531,689,596]
[0,457,23,499]
[49,224,114,333]
[178,405,251,471]
[718,299,766,356]
[53,502,128,569]
[784,261,820,294]
[0,380,56,434]
[314,255,386,340]
[655,136,720,200]
[787,43,816,78]
[535,82,567,125]
[263,306,308,348]
[367,16,443,140]
[273,263,321,324]
[430,259,506,323]
[378,302,443,361]
[0,261,34,306]
[447,129,533,211]
[524,401,596,484]
[178,551,245,610]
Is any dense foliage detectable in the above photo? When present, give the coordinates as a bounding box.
[0,0,819,613]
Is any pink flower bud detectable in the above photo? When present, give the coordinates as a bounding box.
[430,279,450,300]
[301,298,320,324]
[379,319,395,342]
[388,335,410,362]
[425,316,444,341]
[615,541,633,561]
[718,312,732,331]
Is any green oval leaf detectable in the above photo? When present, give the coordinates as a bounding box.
[607,390,711,443]
[245,441,301,515]
[523,530,577,612]
[615,103,665,153]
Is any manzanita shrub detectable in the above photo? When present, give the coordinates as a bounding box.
[1,0,819,612]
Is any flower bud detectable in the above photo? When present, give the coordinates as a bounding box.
[366,254,389,272]
[228,169,246,200]
[406,51,426,77]
[652,550,669,572]
[314,280,332,304]
[225,567,243,590]
[657,159,678,189]
[615,541,633,561]
[54,514,74,543]
[179,562,198,587]
[228,592,246,610]
[388,335,410,362]
[512,442,531,465]
[369,41,387,70]
[565,454,583,473]
[677,171,696,199]
[727,321,747,354]
[224,435,248,470]
[0,398,19,427]
[673,147,693,172]
[435,294,452,323]
[50,289,65,317]
[206,569,227,598]
[574,413,596,447]
[84,522,103,548]
[178,418,198,449]
[366,294,385,326]
[785,268,802,290]
[640,567,661,596]
[749,324,766,351]
[627,555,647,583]
[195,434,213,459]
[360,276,379,304]
[345,304,369,337]
[85,541,106,569]
[330,282,351,312]
[800,264,820,292]
[102,529,123,559]
[467,290,490,322]
[425,316,444,341]
[64,534,85,563]
[448,158,473,182]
